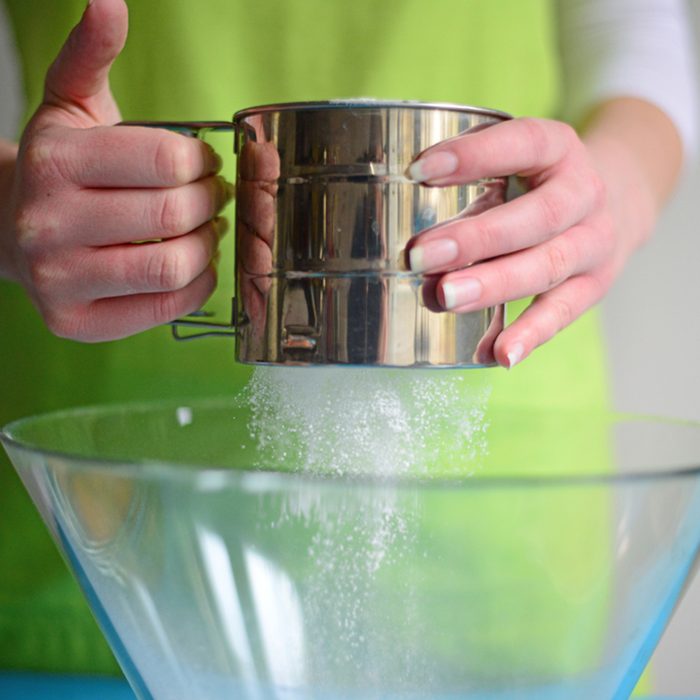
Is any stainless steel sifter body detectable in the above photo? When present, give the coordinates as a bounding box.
[172,100,510,367]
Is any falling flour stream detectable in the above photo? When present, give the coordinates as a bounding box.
[246,367,491,479]
[241,367,491,686]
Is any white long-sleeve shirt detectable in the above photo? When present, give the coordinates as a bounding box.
[558,0,698,159]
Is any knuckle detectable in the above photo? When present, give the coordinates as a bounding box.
[43,305,82,340]
[545,242,570,288]
[470,217,499,259]
[155,189,187,234]
[146,247,189,291]
[536,192,566,232]
[493,261,516,296]
[22,134,56,174]
[520,118,550,163]
[153,292,181,324]
[544,295,574,333]
[13,204,40,247]
[155,136,195,185]
[14,205,60,252]
[23,132,74,183]
[27,257,56,297]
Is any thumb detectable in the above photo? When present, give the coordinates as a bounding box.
[43,0,128,124]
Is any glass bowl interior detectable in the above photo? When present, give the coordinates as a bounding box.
[3,397,700,699]
[2,396,700,485]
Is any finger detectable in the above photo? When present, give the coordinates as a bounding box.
[408,117,579,185]
[436,221,609,312]
[69,218,226,299]
[408,168,601,274]
[238,222,273,278]
[51,125,222,187]
[472,304,506,366]
[47,176,232,247]
[237,180,276,245]
[238,140,281,181]
[72,264,218,342]
[492,272,609,369]
[44,0,128,120]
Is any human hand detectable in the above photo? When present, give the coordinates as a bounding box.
[237,123,280,337]
[406,117,639,369]
[2,0,231,341]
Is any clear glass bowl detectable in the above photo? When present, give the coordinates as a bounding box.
[3,397,700,699]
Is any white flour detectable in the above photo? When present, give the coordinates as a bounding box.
[246,366,490,479]
[243,366,491,683]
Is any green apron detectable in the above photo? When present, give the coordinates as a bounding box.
[1,0,613,678]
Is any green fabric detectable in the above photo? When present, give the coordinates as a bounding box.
[0,0,619,684]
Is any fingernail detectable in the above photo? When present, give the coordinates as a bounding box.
[217,178,235,209]
[408,151,459,183]
[209,148,224,173]
[214,217,230,238]
[409,238,459,273]
[506,342,525,369]
[441,278,482,309]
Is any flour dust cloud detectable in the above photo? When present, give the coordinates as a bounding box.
[240,366,491,685]
[245,366,491,479]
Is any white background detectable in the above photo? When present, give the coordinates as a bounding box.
[0,3,699,694]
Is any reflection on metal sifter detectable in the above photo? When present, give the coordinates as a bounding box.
[155,101,511,367]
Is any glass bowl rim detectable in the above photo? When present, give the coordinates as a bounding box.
[3,396,700,491]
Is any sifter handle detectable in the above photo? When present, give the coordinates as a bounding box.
[119,120,241,340]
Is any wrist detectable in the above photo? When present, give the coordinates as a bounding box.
[581,97,683,208]
[0,140,19,282]
[581,98,681,260]
[585,132,657,256]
